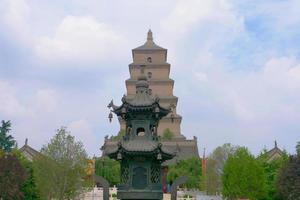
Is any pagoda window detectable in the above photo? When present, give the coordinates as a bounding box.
[147,72,152,79]
[147,57,152,63]
[136,127,145,136]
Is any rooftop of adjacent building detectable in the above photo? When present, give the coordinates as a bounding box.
[264,140,284,162]
[19,138,40,160]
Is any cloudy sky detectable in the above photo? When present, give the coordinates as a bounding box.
[1,0,300,156]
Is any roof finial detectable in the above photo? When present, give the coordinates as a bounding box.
[25,138,28,146]
[275,140,277,148]
[147,29,153,42]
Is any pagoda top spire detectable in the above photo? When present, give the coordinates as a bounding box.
[147,29,153,42]
[133,30,166,50]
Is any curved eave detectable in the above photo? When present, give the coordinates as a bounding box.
[112,103,126,113]
[108,147,175,162]
[157,104,170,114]
[113,102,170,117]
[161,152,175,161]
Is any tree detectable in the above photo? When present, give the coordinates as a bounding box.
[276,155,300,200]
[162,128,174,140]
[33,127,88,200]
[167,157,201,189]
[296,141,300,156]
[257,148,288,200]
[0,120,15,152]
[0,127,39,199]
[205,158,219,194]
[0,154,28,200]
[95,157,120,186]
[222,147,267,200]
[204,143,238,195]
[7,149,40,199]
[21,158,40,200]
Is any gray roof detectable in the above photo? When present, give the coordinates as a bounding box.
[122,139,158,152]
[105,137,174,155]
[161,140,199,166]
[102,138,199,166]
[19,143,40,161]
[265,146,283,162]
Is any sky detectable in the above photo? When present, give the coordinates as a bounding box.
[0,0,300,156]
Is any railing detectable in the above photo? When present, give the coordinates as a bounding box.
[80,186,118,200]
[81,186,224,200]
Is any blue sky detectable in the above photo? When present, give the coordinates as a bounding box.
[0,0,300,156]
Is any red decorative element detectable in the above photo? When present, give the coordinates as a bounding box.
[201,148,206,176]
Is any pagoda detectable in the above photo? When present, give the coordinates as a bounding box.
[106,66,174,200]
[101,30,199,189]
[122,30,183,138]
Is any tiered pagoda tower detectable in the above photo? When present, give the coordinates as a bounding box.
[121,30,184,138]
[102,30,199,170]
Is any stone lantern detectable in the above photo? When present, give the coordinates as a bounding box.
[107,66,174,200]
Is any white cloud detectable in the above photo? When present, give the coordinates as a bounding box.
[0,80,102,155]
[161,0,244,36]
[68,119,97,155]
[35,15,127,64]
[1,0,300,156]
[263,57,300,89]
[191,56,300,123]
[289,66,300,79]
[258,0,300,29]
[0,80,28,117]
[35,89,58,113]
[195,72,208,82]
[2,0,30,30]
[183,56,300,154]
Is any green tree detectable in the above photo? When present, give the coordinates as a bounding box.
[33,127,88,200]
[162,128,174,140]
[9,149,40,199]
[0,154,28,200]
[276,155,300,200]
[296,141,300,156]
[204,143,238,195]
[257,148,288,200]
[0,134,39,199]
[222,147,267,200]
[95,157,120,186]
[0,120,16,152]
[21,158,40,200]
[167,157,201,189]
